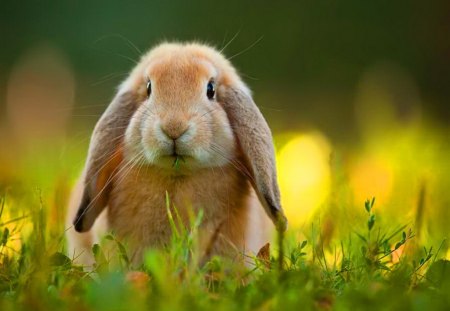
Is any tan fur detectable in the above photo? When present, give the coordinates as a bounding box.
[67,42,286,267]
[66,172,107,266]
[109,161,252,264]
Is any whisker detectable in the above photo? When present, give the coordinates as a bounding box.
[135,152,148,181]
[220,29,241,54]
[51,104,109,113]
[83,146,125,189]
[71,114,105,118]
[220,31,229,51]
[74,152,143,226]
[240,72,259,81]
[228,36,264,60]
[90,47,138,65]
[91,72,129,86]
[257,105,283,112]
[114,152,146,192]
[215,164,231,221]
[93,33,142,56]
[209,143,253,183]
[197,106,221,120]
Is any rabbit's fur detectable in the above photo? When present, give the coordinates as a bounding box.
[66,42,287,267]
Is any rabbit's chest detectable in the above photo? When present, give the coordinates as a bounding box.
[107,163,250,255]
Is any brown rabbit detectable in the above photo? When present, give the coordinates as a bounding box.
[66,42,287,267]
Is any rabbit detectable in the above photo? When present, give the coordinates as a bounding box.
[66,42,287,267]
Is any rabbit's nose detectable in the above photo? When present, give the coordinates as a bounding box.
[160,121,189,140]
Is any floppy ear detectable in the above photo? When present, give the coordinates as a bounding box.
[73,91,138,232]
[218,86,288,231]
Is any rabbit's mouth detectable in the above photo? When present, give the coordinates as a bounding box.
[171,155,185,169]
[155,154,196,173]
[163,143,192,161]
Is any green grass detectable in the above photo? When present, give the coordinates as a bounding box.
[0,188,449,311]
[0,132,449,311]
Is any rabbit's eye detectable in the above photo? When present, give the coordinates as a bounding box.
[206,81,215,99]
[146,81,152,97]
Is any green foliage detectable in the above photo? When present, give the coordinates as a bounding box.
[0,193,449,311]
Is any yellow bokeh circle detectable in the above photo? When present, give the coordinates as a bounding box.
[277,133,331,227]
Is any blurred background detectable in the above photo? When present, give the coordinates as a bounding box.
[0,1,448,251]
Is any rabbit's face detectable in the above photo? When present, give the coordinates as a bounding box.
[124,46,236,172]
[72,42,287,234]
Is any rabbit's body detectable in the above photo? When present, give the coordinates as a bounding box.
[67,162,270,266]
[67,42,286,267]
[109,159,259,264]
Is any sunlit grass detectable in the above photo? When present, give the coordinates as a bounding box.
[0,185,449,310]
[0,119,449,310]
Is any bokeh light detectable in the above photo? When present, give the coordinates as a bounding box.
[6,44,75,144]
[277,133,331,227]
[349,155,394,207]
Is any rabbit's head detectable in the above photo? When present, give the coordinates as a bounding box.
[123,43,239,172]
[73,42,287,233]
